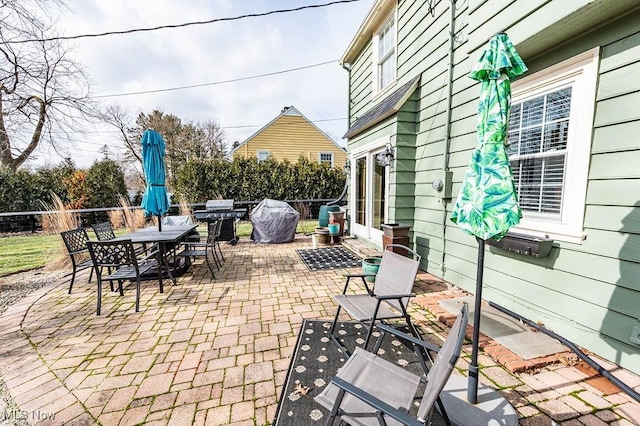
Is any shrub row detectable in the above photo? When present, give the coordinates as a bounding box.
[0,156,346,214]
[173,156,346,203]
[0,159,127,212]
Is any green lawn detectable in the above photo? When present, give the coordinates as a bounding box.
[0,220,318,277]
[0,233,61,277]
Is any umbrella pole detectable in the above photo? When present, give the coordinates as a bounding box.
[158,215,162,232]
[468,238,485,404]
[441,237,517,424]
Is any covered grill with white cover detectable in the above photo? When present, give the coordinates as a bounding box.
[250,199,299,243]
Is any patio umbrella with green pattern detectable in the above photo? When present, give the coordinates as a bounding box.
[451,32,527,404]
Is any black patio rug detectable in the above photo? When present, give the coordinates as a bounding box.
[296,247,362,271]
[273,319,448,425]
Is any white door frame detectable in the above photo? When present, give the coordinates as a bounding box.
[349,137,391,245]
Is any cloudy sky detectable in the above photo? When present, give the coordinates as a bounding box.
[32,0,375,168]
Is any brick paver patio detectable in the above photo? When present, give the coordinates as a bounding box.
[0,236,638,425]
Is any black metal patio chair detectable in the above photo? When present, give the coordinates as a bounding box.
[92,221,116,241]
[175,219,222,278]
[60,228,95,294]
[209,219,225,266]
[86,239,159,315]
[93,221,150,257]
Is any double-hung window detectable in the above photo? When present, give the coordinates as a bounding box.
[373,12,396,93]
[507,48,599,243]
[319,152,334,167]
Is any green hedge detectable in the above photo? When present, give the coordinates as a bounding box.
[173,156,346,202]
[0,159,127,212]
[0,164,73,212]
[0,156,346,214]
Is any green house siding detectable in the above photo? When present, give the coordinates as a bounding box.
[348,41,374,126]
[452,6,640,373]
[393,92,419,228]
[343,0,640,373]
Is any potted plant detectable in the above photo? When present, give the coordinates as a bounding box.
[362,256,382,282]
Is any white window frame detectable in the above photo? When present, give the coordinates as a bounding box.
[349,136,392,245]
[371,9,397,96]
[319,152,334,167]
[256,150,270,162]
[509,48,599,244]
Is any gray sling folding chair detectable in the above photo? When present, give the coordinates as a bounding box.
[329,244,421,356]
[316,303,469,426]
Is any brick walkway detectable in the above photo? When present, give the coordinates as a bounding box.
[0,236,638,425]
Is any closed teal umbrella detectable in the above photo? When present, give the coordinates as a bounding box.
[140,129,170,231]
[451,33,527,404]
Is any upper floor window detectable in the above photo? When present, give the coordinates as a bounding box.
[507,48,599,244]
[257,150,270,162]
[319,152,334,167]
[373,13,396,93]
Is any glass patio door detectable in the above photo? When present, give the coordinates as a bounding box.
[351,147,388,244]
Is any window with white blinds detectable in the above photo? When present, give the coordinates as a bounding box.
[507,48,599,244]
[508,86,571,217]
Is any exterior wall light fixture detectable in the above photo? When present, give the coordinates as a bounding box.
[381,143,394,167]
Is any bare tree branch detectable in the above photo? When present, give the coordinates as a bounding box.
[0,0,98,170]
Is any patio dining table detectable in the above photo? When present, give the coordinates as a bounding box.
[112,224,197,292]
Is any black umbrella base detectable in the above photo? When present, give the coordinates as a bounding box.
[440,376,517,426]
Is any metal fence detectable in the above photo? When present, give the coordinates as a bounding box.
[0,198,345,234]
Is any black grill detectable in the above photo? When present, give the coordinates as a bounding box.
[193,209,247,220]
[193,199,247,245]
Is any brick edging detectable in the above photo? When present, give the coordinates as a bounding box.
[414,292,573,373]
[0,279,94,424]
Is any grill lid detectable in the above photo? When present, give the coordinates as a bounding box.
[205,199,234,211]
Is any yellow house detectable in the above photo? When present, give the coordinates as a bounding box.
[230,106,347,168]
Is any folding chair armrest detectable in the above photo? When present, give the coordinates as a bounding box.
[344,273,372,278]
[375,293,415,300]
[341,274,374,294]
[376,323,441,353]
[331,376,424,426]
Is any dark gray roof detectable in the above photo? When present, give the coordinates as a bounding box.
[343,75,420,139]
